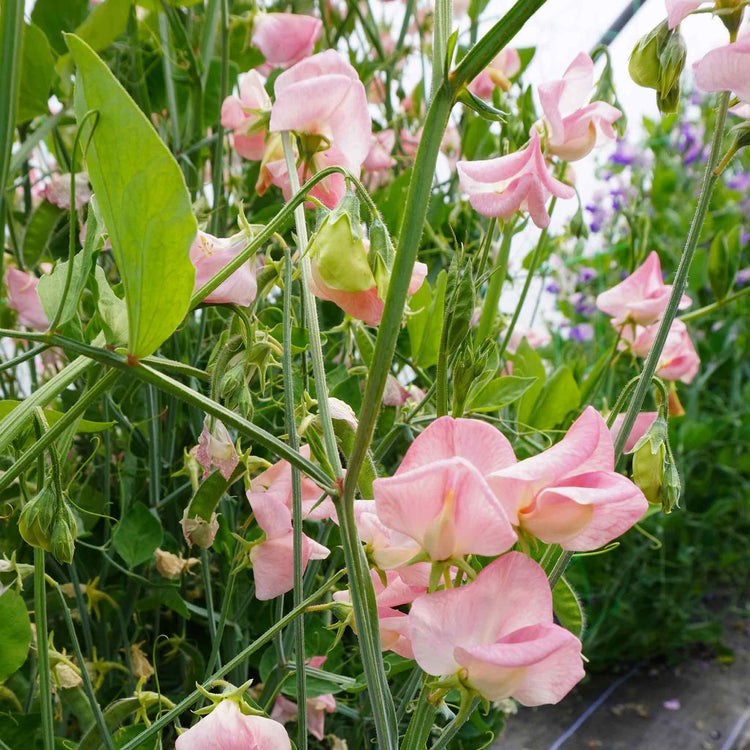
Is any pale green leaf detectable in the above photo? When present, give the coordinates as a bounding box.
[113,503,163,568]
[0,590,31,681]
[553,576,584,638]
[66,34,197,357]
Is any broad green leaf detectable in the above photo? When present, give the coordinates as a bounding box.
[136,588,190,619]
[22,200,64,266]
[512,339,545,426]
[528,366,581,430]
[0,401,113,433]
[467,375,538,413]
[94,266,129,346]
[553,576,584,638]
[16,24,56,124]
[31,0,88,54]
[0,590,31,681]
[112,503,163,567]
[67,34,197,357]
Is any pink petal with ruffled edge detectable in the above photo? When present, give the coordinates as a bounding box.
[373,457,517,561]
[395,415,516,478]
[693,30,750,104]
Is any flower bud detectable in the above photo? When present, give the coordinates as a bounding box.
[310,193,376,293]
[716,0,744,34]
[631,416,668,505]
[181,508,220,549]
[49,500,77,564]
[444,260,475,357]
[18,483,58,552]
[708,228,739,301]
[629,22,686,114]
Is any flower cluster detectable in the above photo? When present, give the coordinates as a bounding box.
[596,252,699,386]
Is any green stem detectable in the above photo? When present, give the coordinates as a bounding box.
[402,677,438,750]
[209,0,229,235]
[679,284,750,322]
[158,12,181,150]
[282,244,307,748]
[436,312,450,417]
[34,548,55,749]
[431,0,453,99]
[0,333,336,490]
[613,92,730,462]
[54,584,115,750]
[476,221,513,342]
[497,202,555,362]
[201,548,218,651]
[119,571,344,750]
[0,368,121,493]
[280,132,398,745]
[0,343,49,374]
[430,697,481,749]
[203,547,238,678]
[0,0,24,285]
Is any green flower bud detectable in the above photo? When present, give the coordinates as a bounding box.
[49,515,76,565]
[658,30,687,100]
[716,0,744,35]
[444,260,475,357]
[310,193,376,293]
[629,22,668,90]
[18,483,58,552]
[569,206,589,239]
[657,83,681,115]
[708,228,739,301]
[662,460,681,514]
[631,416,668,505]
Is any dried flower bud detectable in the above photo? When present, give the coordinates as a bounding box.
[154,548,200,580]
[130,642,154,681]
[181,508,220,549]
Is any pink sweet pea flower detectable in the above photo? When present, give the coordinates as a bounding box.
[190,230,257,307]
[251,13,322,74]
[373,417,518,562]
[456,131,575,229]
[409,552,584,705]
[538,52,622,162]
[506,326,551,354]
[270,657,336,741]
[43,172,92,210]
[308,249,427,326]
[693,30,750,105]
[175,699,291,749]
[195,417,239,481]
[269,50,371,181]
[623,319,700,384]
[666,0,708,28]
[363,130,397,172]
[333,568,426,658]
[609,411,659,453]
[220,71,271,161]
[486,407,648,551]
[248,491,329,600]
[247,444,334,521]
[595,251,691,325]
[468,48,521,99]
[5,266,50,330]
[382,374,411,406]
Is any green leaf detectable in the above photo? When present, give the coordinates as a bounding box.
[512,339,545,426]
[467,375,538,413]
[407,271,447,369]
[0,590,31,681]
[136,587,190,620]
[66,34,197,357]
[16,24,56,124]
[528,366,581,430]
[94,265,129,345]
[22,200,64,266]
[31,0,88,54]
[37,205,99,325]
[0,401,113,433]
[553,576,584,638]
[113,503,163,567]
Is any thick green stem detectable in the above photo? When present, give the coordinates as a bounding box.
[209,0,229,235]
[431,0,453,99]
[430,697,481,749]
[34,549,55,749]
[0,0,24,284]
[280,132,397,747]
[282,244,307,747]
[119,571,343,750]
[613,92,730,461]
[402,676,438,750]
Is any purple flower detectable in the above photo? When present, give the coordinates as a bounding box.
[727,172,750,192]
[546,281,561,294]
[569,323,594,342]
[609,139,637,166]
[578,267,596,284]
[736,267,750,286]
